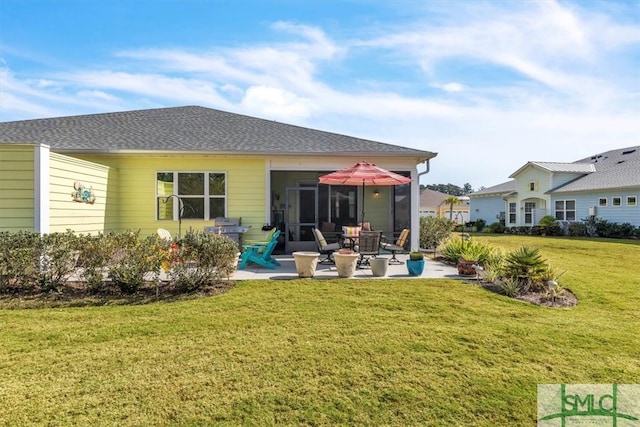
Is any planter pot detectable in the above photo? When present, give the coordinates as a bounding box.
[457,259,476,276]
[406,259,425,276]
[370,257,389,277]
[292,251,320,278]
[333,252,360,278]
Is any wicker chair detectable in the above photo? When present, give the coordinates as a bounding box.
[357,230,382,267]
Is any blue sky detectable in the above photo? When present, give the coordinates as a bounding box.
[1,0,639,188]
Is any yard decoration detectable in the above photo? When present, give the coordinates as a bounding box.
[407,251,425,276]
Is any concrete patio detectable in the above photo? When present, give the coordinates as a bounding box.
[231,253,461,280]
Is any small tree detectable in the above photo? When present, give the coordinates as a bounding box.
[419,216,455,252]
[443,196,461,221]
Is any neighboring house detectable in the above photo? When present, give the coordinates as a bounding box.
[469,146,640,227]
[0,106,436,252]
[467,181,516,225]
[419,189,470,223]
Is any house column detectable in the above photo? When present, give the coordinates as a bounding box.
[34,144,50,233]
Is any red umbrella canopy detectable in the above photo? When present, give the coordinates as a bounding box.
[319,161,412,223]
[318,161,412,186]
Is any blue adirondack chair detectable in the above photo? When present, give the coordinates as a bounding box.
[238,230,281,270]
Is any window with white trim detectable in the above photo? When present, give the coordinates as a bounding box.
[524,202,536,224]
[508,203,516,224]
[598,197,607,207]
[612,197,622,207]
[156,172,226,220]
[627,196,637,207]
[555,200,576,221]
[529,181,538,191]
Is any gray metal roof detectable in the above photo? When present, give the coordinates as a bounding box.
[509,161,595,178]
[0,105,436,159]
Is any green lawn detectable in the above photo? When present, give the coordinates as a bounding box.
[1,236,638,426]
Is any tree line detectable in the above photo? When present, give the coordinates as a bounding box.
[421,183,476,196]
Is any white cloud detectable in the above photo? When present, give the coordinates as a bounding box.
[77,90,117,101]
[1,1,638,187]
[240,85,312,120]
[432,82,464,93]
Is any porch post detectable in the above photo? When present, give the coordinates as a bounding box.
[34,144,50,234]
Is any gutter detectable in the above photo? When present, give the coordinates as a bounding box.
[417,159,430,181]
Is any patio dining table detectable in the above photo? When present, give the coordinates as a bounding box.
[342,233,360,251]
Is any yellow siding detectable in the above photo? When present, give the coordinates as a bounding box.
[75,155,267,239]
[49,153,119,234]
[0,145,35,232]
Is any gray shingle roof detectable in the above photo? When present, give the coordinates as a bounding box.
[574,146,640,170]
[0,105,436,159]
[551,146,640,192]
[469,180,516,197]
[482,146,640,195]
[553,159,640,192]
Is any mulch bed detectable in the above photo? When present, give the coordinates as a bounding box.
[0,280,236,309]
[466,278,578,308]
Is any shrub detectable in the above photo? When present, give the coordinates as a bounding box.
[0,231,80,293]
[487,221,506,234]
[167,230,239,292]
[482,248,506,283]
[108,231,163,294]
[37,231,81,292]
[500,277,521,297]
[77,233,116,293]
[503,245,549,293]
[539,215,557,227]
[474,219,487,232]
[419,216,455,251]
[439,235,492,265]
[568,221,587,237]
[0,231,41,292]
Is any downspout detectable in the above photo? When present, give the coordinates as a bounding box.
[417,159,430,182]
[412,159,430,249]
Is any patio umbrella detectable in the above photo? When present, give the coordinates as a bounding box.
[318,161,412,223]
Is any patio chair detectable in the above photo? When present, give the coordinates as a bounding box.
[312,227,341,264]
[157,228,173,241]
[238,230,281,270]
[380,228,409,265]
[358,222,372,231]
[242,227,277,249]
[341,225,362,250]
[320,221,341,244]
[357,230,382,267]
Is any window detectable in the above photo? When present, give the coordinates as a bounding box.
[156,172,226,220]
[508,203,516,224]
[529,181,538,191]
[628,196,637,207]
[524,202,536,224]
[612,197,622,207]
[598,198,607,207]
[555,200,576,221]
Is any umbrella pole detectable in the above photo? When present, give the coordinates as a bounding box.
[361,181,365,224]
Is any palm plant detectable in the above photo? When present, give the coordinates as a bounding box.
[503,245,549,292]
[443,196,461,221]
